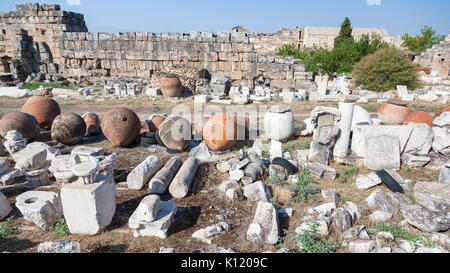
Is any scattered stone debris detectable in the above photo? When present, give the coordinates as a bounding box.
[37,240,81,253]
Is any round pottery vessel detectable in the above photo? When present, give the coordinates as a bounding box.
[0,112,40,140]
[21,96,61,129]
[264,105,294,141]
[157,116,191,152]
[378,103,410,125]
[403,111,434,128]
[149,115,166,132]
[202,114,238,151]
[101,108,141,147]
[83,112,101,135]
[51,113,87,145]
[160,75,183,97]
[436,105,450,117]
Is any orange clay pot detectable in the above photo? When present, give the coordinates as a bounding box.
[403,111,434,128]
[83,112,101,135]
[436,105,450,117]
[378,103,410,125]
[203,114,238,151]
[101,108,141,147]
[160,75,183,97]
[21,96,61,129]
[0,112,40,140]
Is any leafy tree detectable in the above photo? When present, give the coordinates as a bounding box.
[335,17,353,47]
[402,25,445,55]
[352,47,421,92]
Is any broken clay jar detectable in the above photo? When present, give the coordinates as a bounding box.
[156,116,191,152]
[148,115,167,132]
[202,114,238,151]
[0,112,40,140]
[264,105,294,141]
[51,113,87,145]
[403,111,434,128]
[378,102,410,125]
[21,96,61,129]
[435,105,450,117]
[101,107,141,147]
[82,112,101,135]
[160,75,183,97]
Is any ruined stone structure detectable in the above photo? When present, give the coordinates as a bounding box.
[0,3,404,90]
[0,3,87,80]
[415,35,450,78]
[250,26,403,54]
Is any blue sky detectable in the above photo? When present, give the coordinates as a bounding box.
[1,0,449,36]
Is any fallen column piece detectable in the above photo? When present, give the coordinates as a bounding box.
[149,156,182,194]
[61,174,116,235]
[127,155,163,190]
[128,196,177,239]
[169,157,199,199]
[72,161,99,185]
[333,102,355,158]
[192,222,232,244]
[15,191,63,230]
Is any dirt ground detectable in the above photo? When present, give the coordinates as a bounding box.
[0,96,446,253]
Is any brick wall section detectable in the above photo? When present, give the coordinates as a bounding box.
[60,31,314,89]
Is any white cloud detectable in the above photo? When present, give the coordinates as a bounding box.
[67,0,81,6]
[367,0,381,6]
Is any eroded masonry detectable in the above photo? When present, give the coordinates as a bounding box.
[0,3,443,90]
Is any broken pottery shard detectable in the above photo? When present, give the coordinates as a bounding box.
[364,134,400,171]
[247,201,279,245]
[127,155,163,190]
[169,157,199,198]
[128,201,177,239]
[15,191,63,230]
[61,175,116,235]
[149,156,183,194]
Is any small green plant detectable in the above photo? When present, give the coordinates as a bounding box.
[268,176,286,187]
[50,218,68,239]
[284,223,339,253]
[407,194,417,204]
[372,223,439,250]
[0,217,13,239]
[262,151,270,159]
[269,197,277,206]
[289,168,321,202]
[410,178,417,186]
[20,82,76,90]
[285,140,311,153]
[242,146,248,151]
[338,165,359,183]
[406,166,411,173]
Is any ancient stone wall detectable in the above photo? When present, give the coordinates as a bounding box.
[59,31,314,89]
[415,35,450,78]
[0,3,87,75]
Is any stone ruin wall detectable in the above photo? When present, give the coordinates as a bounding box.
[0,3,87,79]
[59,31,314,89]
[415,35,450,78]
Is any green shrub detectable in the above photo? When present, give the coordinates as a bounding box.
[0,217,13,239]
[352,47,421,92]
[284,223,339,253]
[20,82,76,90]
[402,25,445,55]
[289,168,321,202]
